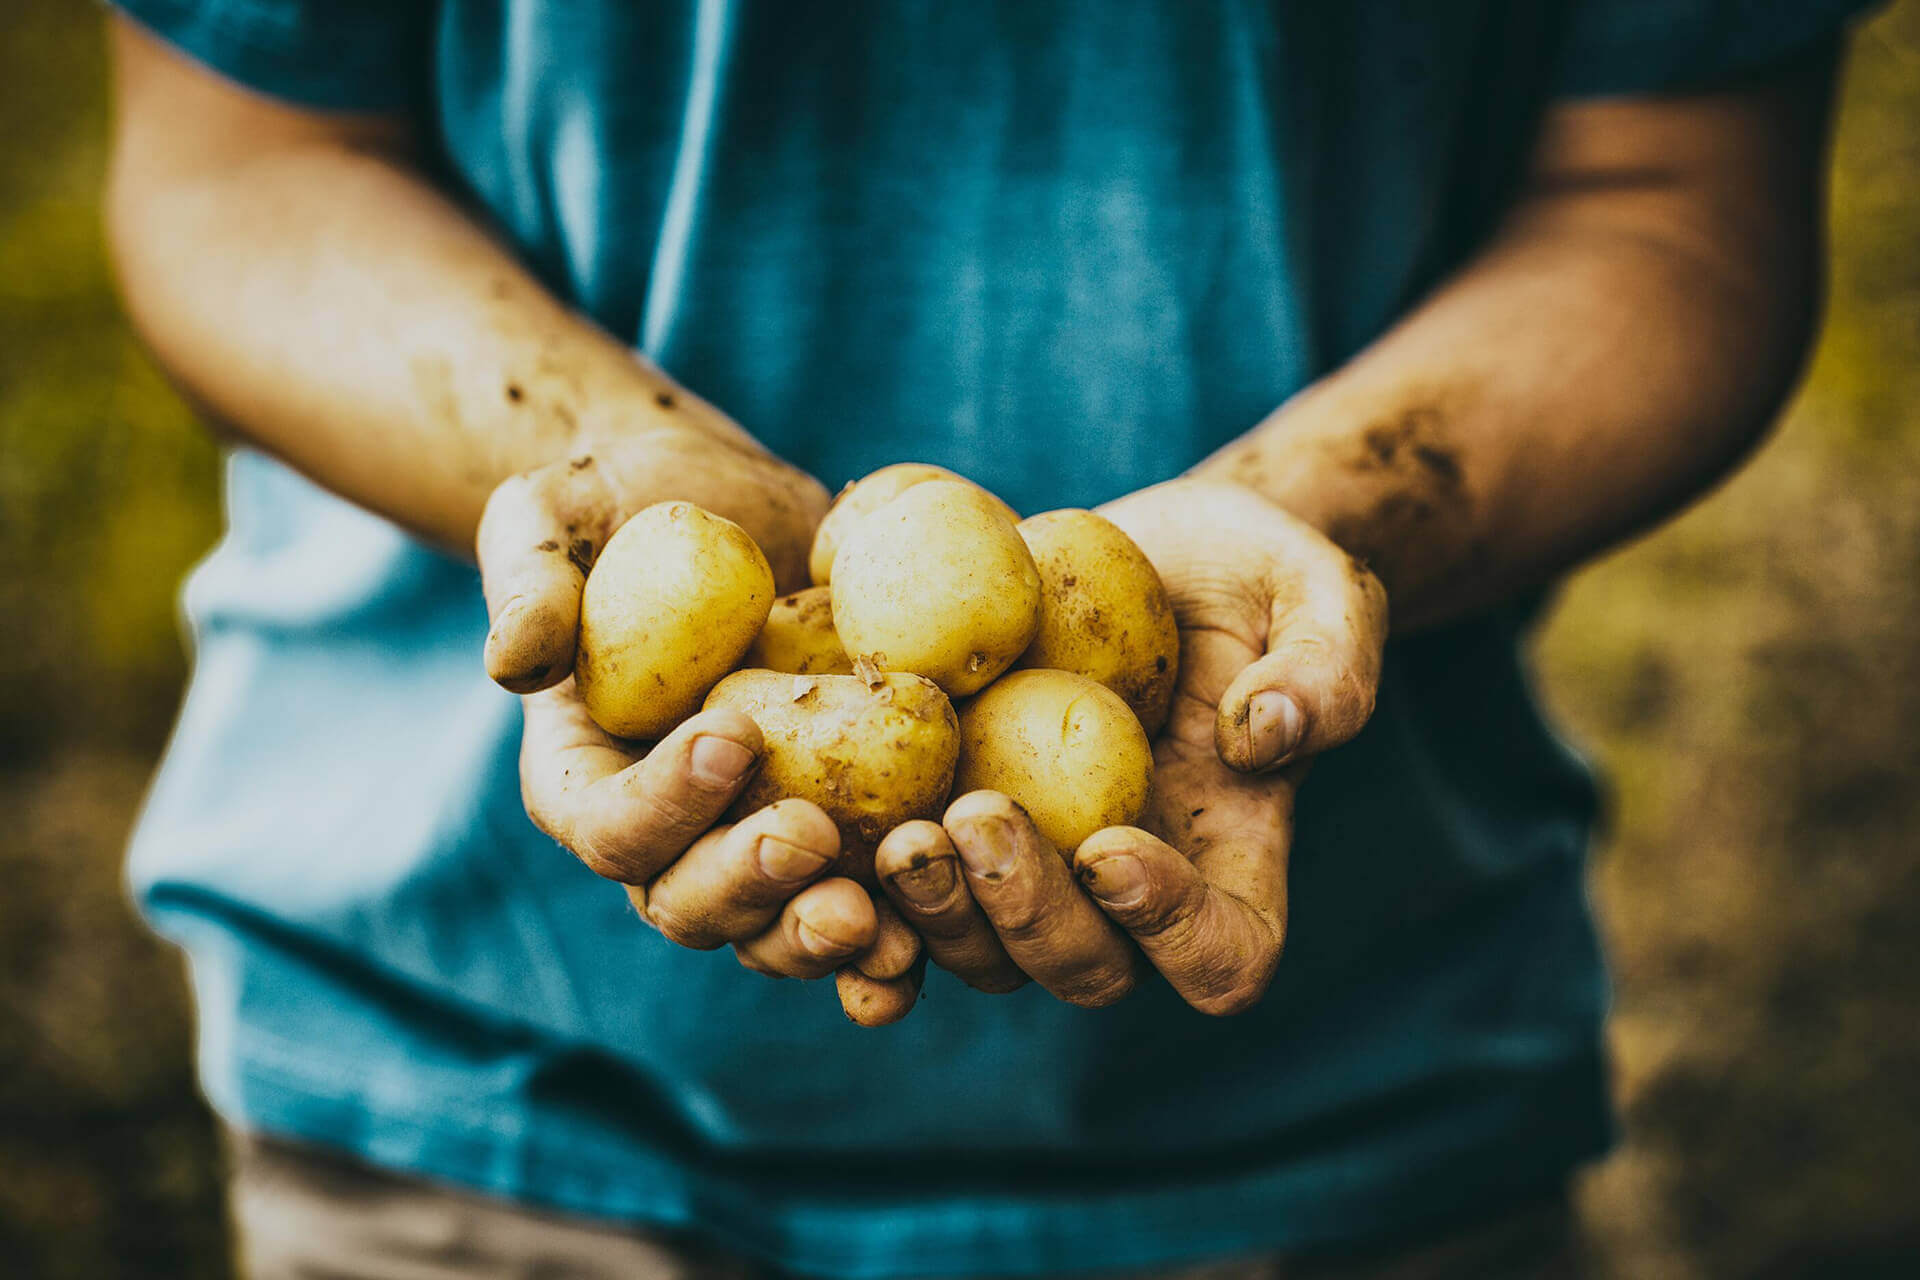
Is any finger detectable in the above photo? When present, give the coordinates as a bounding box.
[875,820,1026,994]
[836,955,927,1027]
[635,799,841,948]
[521,691,760,883]
[851,897,923,981]
[477,463,612,693]
[1075,823,1287,1017]
[944,792,1137,1008]
[734,878,877,979]
[1216,550,1388,771]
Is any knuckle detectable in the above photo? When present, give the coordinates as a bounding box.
[1061,962,1137,1009]
[915,907,981,942]
[572,843,625,882]
[1121,891,1187,937]
[1190,972,1273,1017]
[1117,879,1206,939]
[635,782,717,845]
[986,895,1053,944]
[1188,934,1284,1016]
[567,817,650,883]
[936,935,1017,980]
[929,932,1016,986]
[963,970,1030,995]
[643,898,721,950]
[1277,633,1335,670]
[768,942,839,979]
[735,948,784,979]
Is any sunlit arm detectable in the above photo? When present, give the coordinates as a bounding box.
[1198,53,1837,629]
[101,18,889,1015]
[102,18,791,558]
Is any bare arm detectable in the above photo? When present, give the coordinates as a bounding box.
[104,18,812,559]
[895,55,1839,1015]
[104,19,894,1005]
[1198,52,1836,628]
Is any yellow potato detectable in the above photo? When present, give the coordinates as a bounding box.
[575,502,774,739]
[1017,509,1180,734]
[955,669,1153,853]
[831,480,1042,697]
[809,462,1020,586]
[744,586,852,675]
[705,667,960,882]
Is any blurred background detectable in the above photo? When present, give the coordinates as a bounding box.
[3,2,1918,1276]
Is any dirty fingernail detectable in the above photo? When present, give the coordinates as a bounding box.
[953,818,1019,880]
[1082,853,1150,908]
[758,835,831,883]
[690,735,755,786]
[889,856,958,906]
[1248,691,1305,766]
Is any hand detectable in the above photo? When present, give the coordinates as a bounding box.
[875,479,1387,1014]
[479,423,895,988]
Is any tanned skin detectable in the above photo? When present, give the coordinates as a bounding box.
[107,18,1833,1021]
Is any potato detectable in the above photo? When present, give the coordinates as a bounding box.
[831,480,1042,697]
[744,586,852,675]
[705,667,960,882]
[1016,509,1180,734]
[575,502,774,739]
[955,669,1153,853]
[809,462,1020,586]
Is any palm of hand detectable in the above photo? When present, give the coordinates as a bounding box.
[871,480,1384,1016]
[477,429,901,1008]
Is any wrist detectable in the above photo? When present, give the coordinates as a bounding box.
[1187,382,1352,530]
[1189,382,1474,609]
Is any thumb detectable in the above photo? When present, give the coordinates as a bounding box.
[476,461,609,693]
[1215,551,1388,772]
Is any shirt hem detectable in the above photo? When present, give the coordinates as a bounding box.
[206,1039,1614,1279]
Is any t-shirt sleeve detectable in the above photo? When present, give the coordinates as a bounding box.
[108,0,435,112]
[1553,0,1885,97]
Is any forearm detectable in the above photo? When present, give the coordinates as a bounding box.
[103,23,755,555]
[1197,64,1832,629]
[107,142,740,553]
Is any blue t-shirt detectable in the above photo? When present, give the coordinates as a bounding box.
[121,2,1866,1274]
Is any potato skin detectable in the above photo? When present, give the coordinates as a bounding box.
[705,669,961,881]
[809,462,1019,586]
[831,480,1042,697]
[744,586,852,675]
[956,669,1153,854]
[1016,509,1180,734]
[575,502,774,739]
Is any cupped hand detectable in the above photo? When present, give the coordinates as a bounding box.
[478,425,912,992]
[876,479,1387,1014]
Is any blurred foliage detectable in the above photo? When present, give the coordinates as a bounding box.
[2,1,1918,1277]
[0,1,220,762]
[1,4,232,1276]
[1539,7,1920,1275]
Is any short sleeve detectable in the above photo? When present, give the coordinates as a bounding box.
[109,0,436,112]
[1553,0,1886,97]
